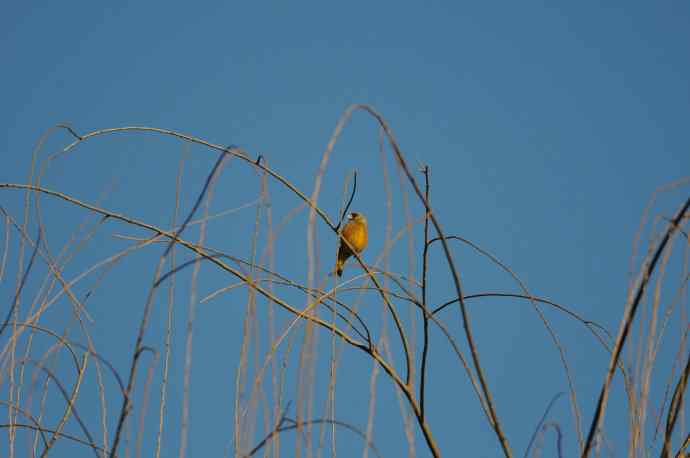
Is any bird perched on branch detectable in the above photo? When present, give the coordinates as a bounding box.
[335,212,368,277]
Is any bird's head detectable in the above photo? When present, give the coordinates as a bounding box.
[348,212,367,225]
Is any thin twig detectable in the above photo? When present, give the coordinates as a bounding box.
[0,227,41,337]
[335,171,357,232]
[524,392,565,458]
[245,416,382,458]
[155,145,185,458]
[420,165,431,420]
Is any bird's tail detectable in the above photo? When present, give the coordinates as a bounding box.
[335,260,344,277]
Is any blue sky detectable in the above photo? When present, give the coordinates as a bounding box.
[2,2,690,457]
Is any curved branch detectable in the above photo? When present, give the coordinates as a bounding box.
[4,322,81,374]
[39,351,92,458]
[246,417,383,458]
[17,359,98,458]
[524,392,564,458]
[0,226,41,337]
[428,233,585,450]
[433,293,610,340]
[45,126,338,230]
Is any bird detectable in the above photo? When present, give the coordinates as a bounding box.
[335,212,368,277]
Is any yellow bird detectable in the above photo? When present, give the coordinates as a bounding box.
[335,212,368,277]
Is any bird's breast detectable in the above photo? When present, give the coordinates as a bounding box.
[343,223,368,252]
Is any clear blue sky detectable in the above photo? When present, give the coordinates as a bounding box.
[2,2,690,457]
